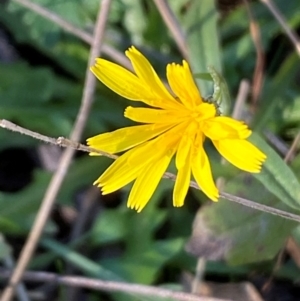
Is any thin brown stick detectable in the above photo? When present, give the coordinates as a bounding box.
[259,0,300,57]
[191,258,206,294]
[1,119,300,224]
[65,186,100,300]
[262,243,285,292]
[152,0,189,59]
[0,2,112,301]
[286,237,300,267]
[0,120,116,159]
[11,0,132,70]
[220,191,300,222]
[0,269,231,301]
[0,119,56,144]
[284,130,300,163]
[243,0,265,108]
[232,79,250,120]
[2,256,29,301]
[263,129,289,156]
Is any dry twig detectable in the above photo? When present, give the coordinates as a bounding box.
[232,80,251,120]
[259,0,300,57]
[0,269,231,301]
[284,130,300,163]
[1,119,300,224]
[153,0,189,59]
[243,0,265,108]
[11,0,131,69]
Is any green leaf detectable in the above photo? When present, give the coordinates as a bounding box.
[250,133,300,211]
[90,210,128,245]
[0,4,87,77]
[187,175,297,265]
[57,156,111,204]
[183,0,222,98]
[122,0,147,45]
[0,234,11,260]
[124,189,169,255]
[187,132,300,264]
[193,72,213,81]
[194,68,231,115]
[101,238,184,284]
[0,156,109,234]
[208,66,231,114]
[0,171,51,234]
[42,238,160,301]
[254,53,299,132]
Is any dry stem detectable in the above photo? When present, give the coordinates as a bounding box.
[260,0,300,57]
[153,0,189,59]
[243,0,265,108]
[0,269,231,301]
[1,119,300,224]
[11,0,132,69]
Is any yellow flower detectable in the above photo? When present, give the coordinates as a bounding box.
[87,46,266,212]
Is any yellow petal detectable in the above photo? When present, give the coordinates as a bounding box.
[96,139,160,193]
[95,147,142,189]
[175,121,197,169]
[166,60,202,109]
[126,46,179,109]
[87,123,176,154]
[203,117,251,140]
[91,59,150,102]
[95,123,183,194]
[192,136,219,201]
[172,124,196,206]
[213,139,267,173]
[124,106,188,124]
[127,150,175,212]
[100,170,138,195]
[173,148,192,207]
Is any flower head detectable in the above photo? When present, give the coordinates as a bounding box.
[87,46,266,212]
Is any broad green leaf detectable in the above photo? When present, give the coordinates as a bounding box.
[188,175,297,265]
[188,132,300,264]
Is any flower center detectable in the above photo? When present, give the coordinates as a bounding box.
[191,102,216,122]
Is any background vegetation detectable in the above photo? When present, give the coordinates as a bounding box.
[0,0,300,300]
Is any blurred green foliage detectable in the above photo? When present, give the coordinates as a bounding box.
[1,0,300,300]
